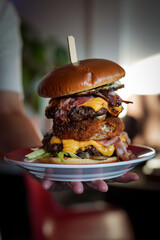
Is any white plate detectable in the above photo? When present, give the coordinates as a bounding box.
[5,145,156,182]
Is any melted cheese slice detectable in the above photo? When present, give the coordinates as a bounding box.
[80,97,122,116]
[109,105,122,116]
[51,137,61,144]
[50,137,115,156]
[80,97,108,112]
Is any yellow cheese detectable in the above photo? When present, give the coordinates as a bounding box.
[108,105,122,116]
[62,139,115,156]
[50,137,61,144]
[50,137,115,156]
[80,97,122,116]
[80,97,108,112]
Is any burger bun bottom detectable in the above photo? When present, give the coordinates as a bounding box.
[37,156,118,164]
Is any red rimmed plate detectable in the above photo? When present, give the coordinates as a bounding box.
[5,145,156,182]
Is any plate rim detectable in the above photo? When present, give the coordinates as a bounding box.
[5,144,156,169]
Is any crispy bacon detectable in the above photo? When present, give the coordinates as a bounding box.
[73,96,94,106]
[98,136,120,147]
[121,131,131,144]
[48,96,93,110]
[122,99,133,104]
[93,90,133,106]
[48,96,94,122]
[94,90,122,106]
[98,132,132,161]
[114,138,132,161]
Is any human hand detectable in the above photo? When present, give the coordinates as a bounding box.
[41,172,139,194]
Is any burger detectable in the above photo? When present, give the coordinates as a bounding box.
[26,59,133,164]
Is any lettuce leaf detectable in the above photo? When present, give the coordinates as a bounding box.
[25,148,79,164]
[25,149,51,162]
[56,151,78,164]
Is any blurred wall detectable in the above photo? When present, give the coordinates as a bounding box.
[11,0,87,60]
[11,0,160,66]
[119,0,160,67]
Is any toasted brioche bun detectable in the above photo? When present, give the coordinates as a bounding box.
[36,156,118,164]
[38,59,125,98]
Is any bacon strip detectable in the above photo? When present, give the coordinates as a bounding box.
[98,136,120,147]
[48,89,131,110]
[48,96,94,122]
[72,96,94,106]
[98,133,132,161]
[114,138,132,161]
[94,90,122,106]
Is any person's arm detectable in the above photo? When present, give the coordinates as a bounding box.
[0,91,42,153]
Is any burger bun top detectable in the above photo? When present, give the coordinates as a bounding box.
[37,58,125,98]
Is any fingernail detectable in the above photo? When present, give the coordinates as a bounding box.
[68,182,84,194]
[77,188,83,194]
[42,180,52,190]
[101,184,108,192]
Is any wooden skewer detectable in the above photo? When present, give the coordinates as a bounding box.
[67,35,78,63]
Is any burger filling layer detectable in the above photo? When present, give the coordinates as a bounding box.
[38,82,133,163]
[42,132,132,161]
[45,90,126,123]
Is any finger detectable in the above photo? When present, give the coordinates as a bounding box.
[41,179,84,193]
[86,180,109,192]
[67,181,84,194]
[113,172,139,183]
[41,179,53,190]
[42,179,70,191]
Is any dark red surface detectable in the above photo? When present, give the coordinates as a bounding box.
[5,147,40,162]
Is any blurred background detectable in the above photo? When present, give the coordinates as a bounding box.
[1,0,160,239]
[11,0,160,135]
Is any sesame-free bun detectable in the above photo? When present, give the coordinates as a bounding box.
[36,156,118,164]
[38,59,125,98]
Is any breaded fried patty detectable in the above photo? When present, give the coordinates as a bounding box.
[53,116,124,141]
